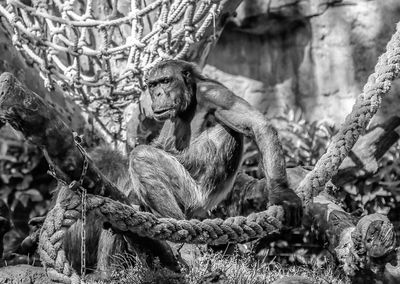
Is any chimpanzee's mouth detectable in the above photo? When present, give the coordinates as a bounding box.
[153,108,173,120]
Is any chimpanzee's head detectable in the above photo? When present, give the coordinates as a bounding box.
[145,60,200,121]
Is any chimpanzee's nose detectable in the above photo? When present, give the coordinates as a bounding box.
[154,89,163,97]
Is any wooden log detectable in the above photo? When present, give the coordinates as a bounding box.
[334,116,400,186]
[0,72,127,203]
[307,194,398,283]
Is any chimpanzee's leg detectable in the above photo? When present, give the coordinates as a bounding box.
[129,145,202,219]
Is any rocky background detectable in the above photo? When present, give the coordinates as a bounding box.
[205,0,400,126]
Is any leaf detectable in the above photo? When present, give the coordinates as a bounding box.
[14,188,43,207]
[0,185,12,203]
[15,175,33,190]
[293,108,304,123]
[287,109,294,121]
[23,189,43,202]
[379,181,400,188]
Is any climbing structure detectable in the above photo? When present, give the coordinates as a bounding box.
[0,0,227,142]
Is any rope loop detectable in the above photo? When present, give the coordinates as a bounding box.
[124,63,142,77]
[61,2,73,13]
[126,36,146,49]
[68,46,83,57]
[10,14,22,25]
[128,10,138,20]
[11,34,22,49]
[184,25,195,33]
[159,22,170,31]
[73,78,82,89]
[64,66,77,83]
[98,49,111,60]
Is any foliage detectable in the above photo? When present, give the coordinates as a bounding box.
[0,127,53,255]
[339,142,400,215]
[273,107,336,168]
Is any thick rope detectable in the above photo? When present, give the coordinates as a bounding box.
[39,188,81,284]
[89,196,283,245]
[297,22,400,205]
[39,185,283,283]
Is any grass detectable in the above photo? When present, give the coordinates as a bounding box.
[90,249,350,284]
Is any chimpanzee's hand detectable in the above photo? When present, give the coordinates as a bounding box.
[268,185,303,227]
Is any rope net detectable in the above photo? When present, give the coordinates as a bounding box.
[0,0,222,142]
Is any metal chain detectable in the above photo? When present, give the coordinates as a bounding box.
[45,132,89,278]
[72,132,89,280]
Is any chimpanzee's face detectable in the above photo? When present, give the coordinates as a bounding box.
[146,65,191,121]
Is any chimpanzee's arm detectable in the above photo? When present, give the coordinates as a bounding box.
[198,80,302,226]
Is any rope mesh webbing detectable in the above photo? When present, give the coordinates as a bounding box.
[0,0,223,143]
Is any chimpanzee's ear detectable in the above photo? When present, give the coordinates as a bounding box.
[182,69,192,85]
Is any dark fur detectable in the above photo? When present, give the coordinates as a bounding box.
[132,60,302,223]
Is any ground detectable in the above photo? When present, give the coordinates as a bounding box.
[91,250,349,284]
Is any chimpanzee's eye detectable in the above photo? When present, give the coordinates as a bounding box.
[162,78,170,84]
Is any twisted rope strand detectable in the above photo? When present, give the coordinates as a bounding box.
[86,194,283,245]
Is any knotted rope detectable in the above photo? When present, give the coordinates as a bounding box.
[297,22,400,205]
[39,185,284,284]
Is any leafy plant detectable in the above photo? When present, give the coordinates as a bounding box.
[341,142,400,215]
[273,107,336,167]
[0,126,53,256]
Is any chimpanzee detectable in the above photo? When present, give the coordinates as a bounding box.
[127,59,302,224]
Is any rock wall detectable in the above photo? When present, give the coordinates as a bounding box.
[206,0,400,125]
